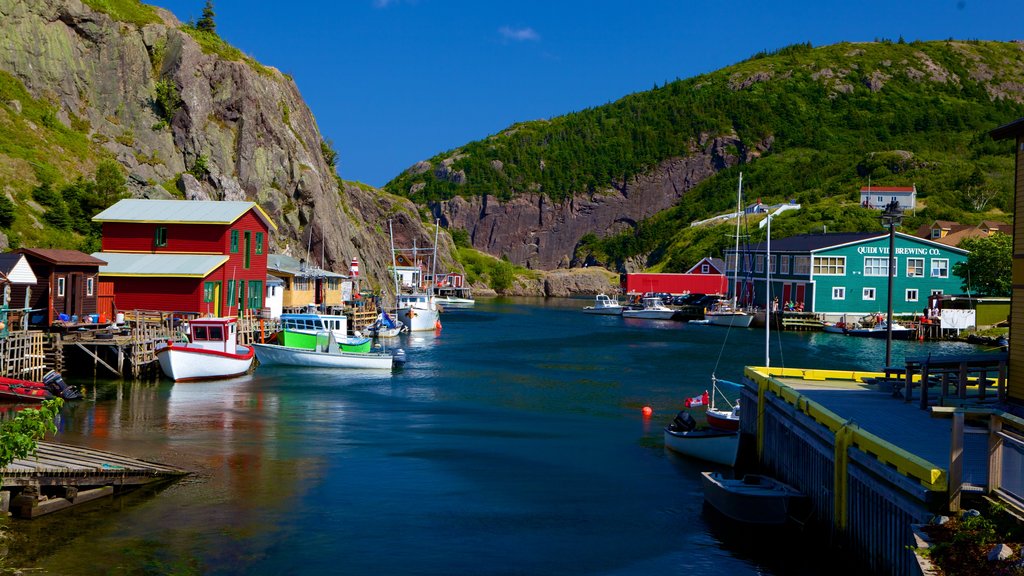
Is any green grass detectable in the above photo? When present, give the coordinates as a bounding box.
[180,27,275,77]
[81,0,161,26]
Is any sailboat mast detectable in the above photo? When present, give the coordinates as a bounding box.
[430,219,440,295]
[732,172,743,308]
[765,212,771,368]
[389,220,400,309]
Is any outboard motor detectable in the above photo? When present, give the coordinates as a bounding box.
[43,370,82,400]
[392,348,407,366]
[671,410,696,432]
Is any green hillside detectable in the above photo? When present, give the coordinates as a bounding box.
[386,40,1024,271]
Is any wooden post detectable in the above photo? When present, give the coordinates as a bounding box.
[958,361,968,401]
[998,360,1007,403]
[988,416,1003,494]
[949,410,964,512]
[918,363,931,410]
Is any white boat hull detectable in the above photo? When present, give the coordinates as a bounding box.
[399,306,440,331]
[664,427,739,466]
[437,297,475,308]
[252,343,393,369]
[705,312,754,328]
[700,472,804,525]
[622,309,675,320]
[155,344,254,381]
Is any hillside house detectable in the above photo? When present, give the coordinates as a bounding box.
[724,231,968,316]
[860,185,917,212]
[92,199,275,316]
[915,220,1012,247]
[12,248,106,326]
[991,117,1024,405]
[686,257,726,276]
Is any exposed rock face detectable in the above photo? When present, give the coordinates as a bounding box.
[430,134,770,270]
[0,0,445,287]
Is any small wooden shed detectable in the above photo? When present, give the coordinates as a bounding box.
[13,248,107,326]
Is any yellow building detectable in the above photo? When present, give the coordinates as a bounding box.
[991,117,1024,404]
[268,254,347,312]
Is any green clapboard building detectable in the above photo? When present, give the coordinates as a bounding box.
[725,232,968,316]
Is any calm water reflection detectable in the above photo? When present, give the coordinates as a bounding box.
[6,297,984,575]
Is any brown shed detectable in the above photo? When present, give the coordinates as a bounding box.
[12,248,107,326]
[991,117,1024,405]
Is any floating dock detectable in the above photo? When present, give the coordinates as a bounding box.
[1,441,188,519]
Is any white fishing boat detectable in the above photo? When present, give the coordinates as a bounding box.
[622,296,675,320]
[155,317,254,381]
[704,378,741,432]
[253,332,396,370]
[436,295,475,308]
[398,292,441,331]
[279,312,372,351]
[663,410,739,467]
[582,293,624,316]
[700,472,806,525]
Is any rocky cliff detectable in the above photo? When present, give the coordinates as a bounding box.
[428,134,770,270]
[0,0,447,287]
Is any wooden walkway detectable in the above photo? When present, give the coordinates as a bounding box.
[1,441,188,518]
[778,377,988,487]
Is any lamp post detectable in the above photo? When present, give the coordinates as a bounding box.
[881,200,904,368]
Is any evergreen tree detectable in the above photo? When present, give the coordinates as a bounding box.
[196,1,216,33]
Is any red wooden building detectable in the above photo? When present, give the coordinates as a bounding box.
[10,249,106,326]
[92,200,276,316]
[620,270,728,296]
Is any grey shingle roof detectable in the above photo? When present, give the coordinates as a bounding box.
[93,199,276,230]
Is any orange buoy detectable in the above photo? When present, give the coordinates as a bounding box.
[641,406,653,417]
[435,319,442,331]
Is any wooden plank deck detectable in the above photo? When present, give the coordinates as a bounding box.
[0,441,187,487]
[778,377,988,486]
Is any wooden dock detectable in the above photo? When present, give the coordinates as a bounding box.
[1,441,187,518]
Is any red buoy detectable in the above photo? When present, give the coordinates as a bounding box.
[641,406,653,417]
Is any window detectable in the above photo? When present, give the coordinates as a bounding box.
[248,280,262,309]
[203,282,216,303]
[863,287,876,301]
[832,287,846,300]
[906,258,925,278]
[793,256,811,275]
[931,259,949,278]
[726,253,739,272]
[86,277,94,296]
[193,326,208,340]
[812,256,845,275]
[864,257,891,277]
[769,255,777,274]
[701,264,709,274]
[230,230,239,253]
[931,228,942,239]
[906,289,919,302]
[57,277,65,297]
[244,231,252,269]
[208,326,224,340]
[780,255,790,274]
[155,226,167,247]
[256,232,264,255]
[931,289,943,297]
[227,280,235,306]
[755,255,764,273]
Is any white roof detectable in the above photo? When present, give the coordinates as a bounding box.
[0,254,37,284]
[93,199,276,230]
[93,252,228,278]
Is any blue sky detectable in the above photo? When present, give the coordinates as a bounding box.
[155,1,1023,188]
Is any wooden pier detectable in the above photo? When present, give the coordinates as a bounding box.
[740,365,1023,576]
[1,441,187,518]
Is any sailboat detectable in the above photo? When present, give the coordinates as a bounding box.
[705,173,755,328]
[390,220,442,332]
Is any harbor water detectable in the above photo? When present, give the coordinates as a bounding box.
[6,298,986,575]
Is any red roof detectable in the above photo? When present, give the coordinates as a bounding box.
[859,186,916,192]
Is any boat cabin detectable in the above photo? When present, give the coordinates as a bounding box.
[280,313,348,341]
[186,317,239,354]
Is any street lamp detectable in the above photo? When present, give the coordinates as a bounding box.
[881,200,904,368]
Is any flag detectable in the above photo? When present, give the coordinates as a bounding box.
[684,391,709,408]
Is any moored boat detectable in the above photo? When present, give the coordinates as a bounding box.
[663,410,739,467]
[582,293,624,316]
[364,311,404,338]
[704,303,755,328]
[155,317,255,381]
[278,328,372,353]
[622,296,675,320]
[845,321,917,340]
[253,332,396,370]
[280,312,349,343]
[398,293,441,331]
[700,471,806,525]
[0,376,51,402]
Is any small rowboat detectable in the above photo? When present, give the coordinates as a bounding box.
[0,376,50,402]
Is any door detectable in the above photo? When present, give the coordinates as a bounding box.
[66,273,83,318]
[782,284,792,306]
[796,284,806,307]
[244,232,252,269]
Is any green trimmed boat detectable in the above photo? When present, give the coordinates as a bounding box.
[278,329,372,353]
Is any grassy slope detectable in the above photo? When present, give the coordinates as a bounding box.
[386,40,1024,272]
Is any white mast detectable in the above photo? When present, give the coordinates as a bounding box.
[389,220,400,309]
[430,219,440,296]
[765,212,771,368]
[732,172,743,309]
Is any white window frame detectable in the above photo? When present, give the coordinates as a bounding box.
[769,255,777,274]
[930,289,943,297]
[832,287,846,300]
[906,258,925,278]
[86,277,94,296]
[863,287,876,301]
[780,255,790,274]
[57,277,65,297]
[812,256,846,276]
[864,256,891,277]
[931,258,949,278]
[906,288,919,302]
[755,255,764,273]
[793,256,811,275]
[701,264,709,274]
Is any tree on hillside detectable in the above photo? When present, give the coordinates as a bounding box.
[953,233,1012,296]
[196,1,216,33]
